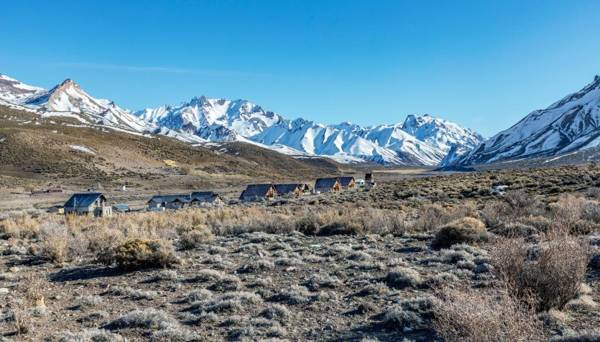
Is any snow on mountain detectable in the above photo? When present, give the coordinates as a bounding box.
[135,96,284,141]
[458,75,600,165]
[0,73,483,166]
[137,95,483,165]
[0,74,45,104]
[23,79,152,132]
[402,114,483,153]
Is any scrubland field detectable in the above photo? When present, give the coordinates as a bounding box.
[1,165,600,341]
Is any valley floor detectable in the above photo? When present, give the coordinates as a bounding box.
[1,164,599,341]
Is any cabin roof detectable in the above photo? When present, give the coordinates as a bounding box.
[315,178,339,189]
[240,184,276,200]
[273,184,302,195]
[64,192,105,208]
[339,176,355,186]
[148,194,190,204]
[190,191,219,202]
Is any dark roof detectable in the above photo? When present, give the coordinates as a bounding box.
[148,194,190,204]
[64,192,105,208]
[273,184,302,195]
[339,176,355,186]
[190,191,219,202]
[240,184,276,200]
[315,178,339,189]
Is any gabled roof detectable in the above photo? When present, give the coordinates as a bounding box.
[240,184,276,200]
[339,176,355,187]
[315,178,339,189]
[64,192,105,208]
[190,191,219,202]
[273,184,302,195]
[148,194,190,204]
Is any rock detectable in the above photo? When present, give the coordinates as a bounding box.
[0,288,9,295]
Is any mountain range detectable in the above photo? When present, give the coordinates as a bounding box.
[3,72,600,168]
[0,73,482,166]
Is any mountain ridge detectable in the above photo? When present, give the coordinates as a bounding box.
[0,72,483,166]
[457,75,600,166]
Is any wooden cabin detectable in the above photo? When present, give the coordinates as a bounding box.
[339,176,356,189]
[240,184,277,202]
[314,178,342,193]
[189,191,223,206]
[63,192,112,217]
[273,184,310,198]
[147,194,190,210]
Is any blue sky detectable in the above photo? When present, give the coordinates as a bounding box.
[1,0,600,137]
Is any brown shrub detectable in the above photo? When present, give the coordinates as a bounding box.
[431,217,487,250]
[0,215,42,239]
[433,286,545,342]
[179,226,214,250]
[491,234,590,311]
[99,239,179,270]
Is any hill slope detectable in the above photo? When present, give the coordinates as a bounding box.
[0,104,343,189]
[459,76,600,165]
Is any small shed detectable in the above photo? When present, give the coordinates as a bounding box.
[147,194,190,210]
[190,191,223,206]
[63,192,112,217]
[339,176,356,189]
[314,178,342,193]
[240,184,277,202]
[274,184,309,198]
[112,203,131,213]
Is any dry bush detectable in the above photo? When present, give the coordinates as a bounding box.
[433,286,545,342]
[492,222,538,238]
[179,226,214,250]
[491,234,590,311]
[411,204,466,231]
[504,190,545,218]
[385,267,423,289]
[0,215,42,239]
[549,194,600,235]
[481,192,545,228]
[38,222,87,264]
[431,217,487,250]
[98,239,179,270]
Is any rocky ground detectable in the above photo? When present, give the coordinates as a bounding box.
[0,230,598,341]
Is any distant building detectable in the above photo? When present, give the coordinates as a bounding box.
[314,178,342,193]
[273,184,310,198]
[190,191,223,206]
[147,194,190,210]
[338,176,356,189]
[112,203,131,213]
[240,184,277,202]
[365,172,375,189]
[63,192,112,217]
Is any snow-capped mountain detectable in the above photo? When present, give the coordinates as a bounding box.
[135,97,283,141]
[402,114,483,153]
[0,74,45,104]
[22,79,152,132]
[458,75,600,165]
[0,72,483,166]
